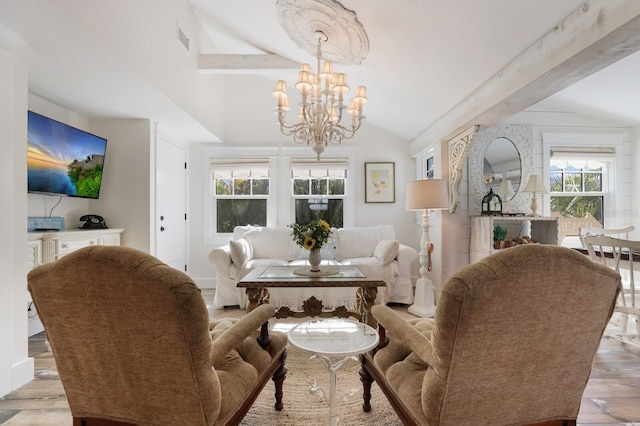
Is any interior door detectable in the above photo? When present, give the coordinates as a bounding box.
[156,137,187,271]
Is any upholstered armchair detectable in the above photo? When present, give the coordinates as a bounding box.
[28,246,287,426]
[360,244,621,425]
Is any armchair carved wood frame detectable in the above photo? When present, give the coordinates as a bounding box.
[359,245,621,426]
[28,246,288,426]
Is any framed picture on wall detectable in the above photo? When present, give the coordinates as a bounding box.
[365,162,395,203]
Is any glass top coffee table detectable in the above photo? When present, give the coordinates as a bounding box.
[288,318,379,426]
[238,265,386,327]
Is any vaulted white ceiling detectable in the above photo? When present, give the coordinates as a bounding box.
[2,0,640,148]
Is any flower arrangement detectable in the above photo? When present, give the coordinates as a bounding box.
[289,219,333,250]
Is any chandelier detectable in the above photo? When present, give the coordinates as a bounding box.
[272,30,368,160]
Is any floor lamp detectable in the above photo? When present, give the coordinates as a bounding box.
[406,179,449,317]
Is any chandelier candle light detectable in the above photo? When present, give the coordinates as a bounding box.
[273,30,368,160]
[405,179,449,318]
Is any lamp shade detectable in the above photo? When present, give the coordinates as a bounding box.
[406,179,449,211]
[523,174,549,194]
[497,179,515,197]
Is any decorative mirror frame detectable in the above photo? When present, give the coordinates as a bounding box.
[468,124,534,216]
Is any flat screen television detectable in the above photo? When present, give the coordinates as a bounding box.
[27,111,108,199]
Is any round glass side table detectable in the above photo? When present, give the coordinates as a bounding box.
[288,318,379,426]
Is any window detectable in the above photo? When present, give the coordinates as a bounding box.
[549,156,609,240]
[291,159,347,228]
[212,160,270,233]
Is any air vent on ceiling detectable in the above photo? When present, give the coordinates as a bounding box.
[177,25,190,52]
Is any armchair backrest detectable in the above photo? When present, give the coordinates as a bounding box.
[425,244,620,425]
[28,246,220,425]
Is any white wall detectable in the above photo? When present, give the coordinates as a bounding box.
[50,0,225,141]
[90,119,154,252]
[0,27,33,398]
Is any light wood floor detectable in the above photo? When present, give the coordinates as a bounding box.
[1,290,640,425]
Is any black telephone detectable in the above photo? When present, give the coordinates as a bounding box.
[79,215,108,229]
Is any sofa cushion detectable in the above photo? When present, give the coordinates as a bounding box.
[230,238,253,267]
[244,227,300,261]
[333,225,396,261]
[232,225,261,241]
[374,240,400,265]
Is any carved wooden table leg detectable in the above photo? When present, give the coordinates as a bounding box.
[359,354,374,412]
[358,286,378,328]
[245,288,261,312]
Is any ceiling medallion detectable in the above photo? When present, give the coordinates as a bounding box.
[276,0,369,65]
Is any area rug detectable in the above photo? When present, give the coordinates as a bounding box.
[240,345,402,425]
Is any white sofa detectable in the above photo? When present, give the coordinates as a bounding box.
[209,224,419,309]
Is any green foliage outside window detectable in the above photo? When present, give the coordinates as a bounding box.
[294,199,343,228]
[214,169,269,233]
[550,161,604,226]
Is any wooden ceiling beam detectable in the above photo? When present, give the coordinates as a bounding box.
[410,0,640,156]
[198,54,300,74]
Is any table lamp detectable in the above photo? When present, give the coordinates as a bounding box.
[523,174,549,217]
[405,179,449,317]
[497,179,515,200]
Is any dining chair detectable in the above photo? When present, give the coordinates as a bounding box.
[578,225,635,247]
[584,234,640,348]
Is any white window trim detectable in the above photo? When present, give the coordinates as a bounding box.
[542,130,626,232]
[203,147,279,245]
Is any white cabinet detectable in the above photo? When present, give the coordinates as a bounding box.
[26,228,124,336]
[470,216,559,263]
[29,228,124,263]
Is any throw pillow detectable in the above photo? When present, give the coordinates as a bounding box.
[229,238,252,266]
[333,225,396,261]
[374,240,399,265]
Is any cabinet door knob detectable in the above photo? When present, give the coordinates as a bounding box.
[160,226,165,232]
[61,243,69,249]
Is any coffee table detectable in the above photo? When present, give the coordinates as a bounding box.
[237,265,385,327]
[288,318,379,426]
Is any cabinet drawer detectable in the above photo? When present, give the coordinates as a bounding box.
[57,237,99,257]
[101,234,121,246]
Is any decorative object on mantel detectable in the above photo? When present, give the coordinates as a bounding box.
[273,0,369,160]
[501,235,537,248]
[492,225,508,249]
[289,219,334,272]
[497,179,516,200]
[405,179,449,318]
[481,188,502,216]
[523,174,549,217]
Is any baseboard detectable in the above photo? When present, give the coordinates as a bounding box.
[193,277,215,289]
[11,356,34,395]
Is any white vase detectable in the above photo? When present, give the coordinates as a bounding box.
[308,248,321,272]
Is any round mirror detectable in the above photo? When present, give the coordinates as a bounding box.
[482,137,521,201]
